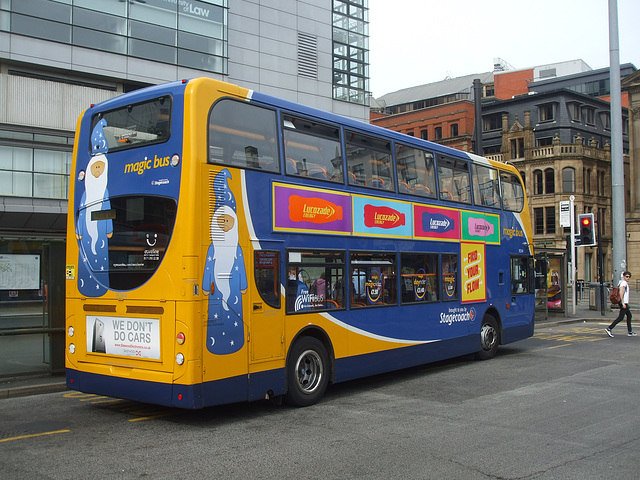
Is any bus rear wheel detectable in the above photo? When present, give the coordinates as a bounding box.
[476,315,499,360]
[285,337,329,407]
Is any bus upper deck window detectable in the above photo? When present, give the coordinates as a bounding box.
[208,99,280,173]
[283,115,343,183]
[395,143,436,198]
[345,131,394,191]
[501,172,525,212]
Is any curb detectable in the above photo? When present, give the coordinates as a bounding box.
[0,379,67,400]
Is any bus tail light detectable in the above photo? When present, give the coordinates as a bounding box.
[176,332,185,345]
[170,154,180,167]
[176,353,185,365]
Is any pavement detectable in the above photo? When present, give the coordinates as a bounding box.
[0,301,627,400]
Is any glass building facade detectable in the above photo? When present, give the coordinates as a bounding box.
[2,0,228,74]
[0,0,370,378]
[332,0,369,105]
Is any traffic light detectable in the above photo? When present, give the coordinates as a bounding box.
[578,213,596,246]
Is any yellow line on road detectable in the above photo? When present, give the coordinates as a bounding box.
[0,429,70,443]
[128,412,174,422]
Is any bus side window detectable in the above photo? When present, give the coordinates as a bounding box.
[285,250,346,313]
[345,131,394,191]
[438,156,470,204]
[441,253,458,301]
[510,256,532,295]
[471,164,500,208]
[255,251,280,308]
[208,99,280,173]
[501,172,525,212]
[395,143,436,198]
[400,252,439,304]
[350,252,397,307]
[283,115,344,183]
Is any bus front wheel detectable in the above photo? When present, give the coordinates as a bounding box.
[476,315,499,360]
[285,337,329,407]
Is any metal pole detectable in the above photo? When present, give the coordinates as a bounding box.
[570,195,576,315]
[609,0,626,282]
[473,79,483,155]
[598,209,605,315]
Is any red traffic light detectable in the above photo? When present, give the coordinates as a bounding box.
[581,217,591,226]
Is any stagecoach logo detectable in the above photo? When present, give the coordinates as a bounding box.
[422,212,454,233]
[440,306,476,326]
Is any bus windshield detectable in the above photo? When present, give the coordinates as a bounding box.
[90,95,172,153]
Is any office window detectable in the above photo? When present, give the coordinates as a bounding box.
[482,114,501,131]
[534,208,544,235]
[562,167,575,193]
[584,107,595,126]
[545,168,555,194]
[568,102,581,122]
[420,130,428,140]
[510,138,524,159]
[533,169,543,195]
[539,103,554,122]
[450,124,458,137]
[545,206,556,234]
[434,127,442,140]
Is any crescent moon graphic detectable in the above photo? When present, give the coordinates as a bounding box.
[100,239,105,249]
[80,279,84,287]
[226,191,233,201]
[210,337,215,346]
[233,296,239,304]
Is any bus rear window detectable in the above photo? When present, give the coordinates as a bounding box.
[78,195,177,290]
[91,96,171,153]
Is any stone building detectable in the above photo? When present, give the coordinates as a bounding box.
[622,70,640,277]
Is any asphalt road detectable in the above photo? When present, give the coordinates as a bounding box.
[1,322,639,479]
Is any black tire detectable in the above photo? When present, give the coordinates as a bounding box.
[475,315,499,360]
[285,337,330,407]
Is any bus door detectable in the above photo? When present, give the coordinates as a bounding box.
[506,255,536,329]
[249,246,285,363]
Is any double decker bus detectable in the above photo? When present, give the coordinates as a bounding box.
[65,78,534,408]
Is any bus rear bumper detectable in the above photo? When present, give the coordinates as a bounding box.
[66,368,202,409]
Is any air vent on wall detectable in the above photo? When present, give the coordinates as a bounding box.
[297,33,318,79]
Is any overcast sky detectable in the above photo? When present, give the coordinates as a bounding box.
[368,0,640,98]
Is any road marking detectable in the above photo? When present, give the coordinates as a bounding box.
[0,429,70,443]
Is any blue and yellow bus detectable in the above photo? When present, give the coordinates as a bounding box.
[65,78,534,408]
